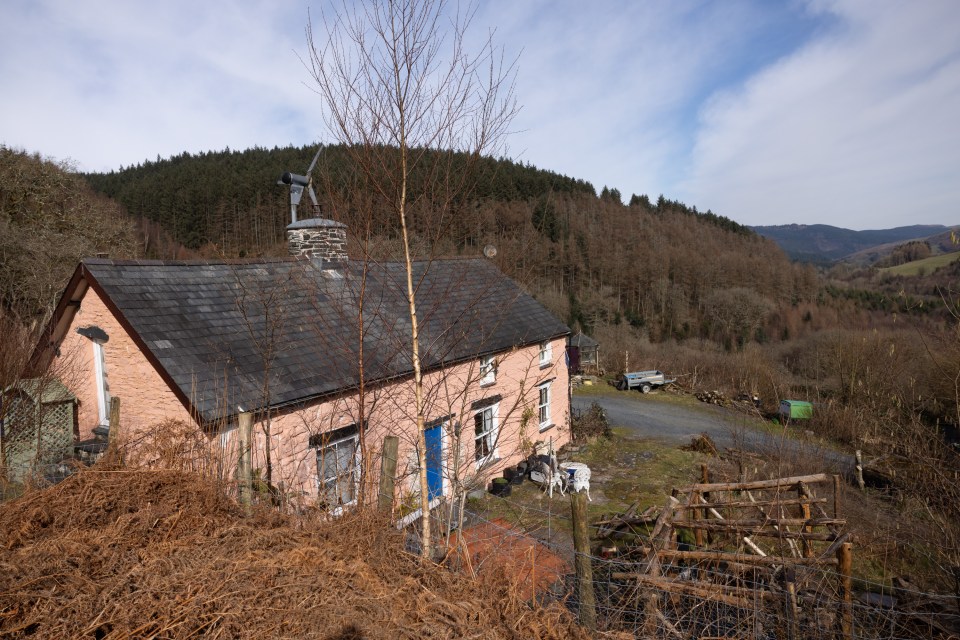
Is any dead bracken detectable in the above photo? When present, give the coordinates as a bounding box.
[0,466,589,640]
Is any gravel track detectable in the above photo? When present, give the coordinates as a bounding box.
[572,390,853,475]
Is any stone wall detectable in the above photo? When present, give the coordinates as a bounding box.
[286,218,348,262]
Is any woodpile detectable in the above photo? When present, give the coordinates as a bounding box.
[695,390,729,406]
[682,432,719,456]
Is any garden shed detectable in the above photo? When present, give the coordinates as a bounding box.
[567,332,600,375]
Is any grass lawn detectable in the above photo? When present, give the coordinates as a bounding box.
[880,250,959,276]
[465,427,711,547]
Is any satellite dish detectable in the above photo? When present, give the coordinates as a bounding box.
[278,146,323,223]
[483,244,497,258]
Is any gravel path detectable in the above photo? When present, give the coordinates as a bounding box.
[571,392,747,447]
[572,390,853,475]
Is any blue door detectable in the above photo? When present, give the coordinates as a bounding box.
[425,424,443,501]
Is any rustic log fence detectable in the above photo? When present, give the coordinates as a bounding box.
[590,472,859,639]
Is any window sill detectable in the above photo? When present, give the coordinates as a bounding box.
[325,500,357,519]
[395,495,444,529]
[479,380,496,388]
[475,455,501,470]
[539,361,551,369]
[538,423,555,433]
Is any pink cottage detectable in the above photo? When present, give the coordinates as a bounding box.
[30,218,571,513]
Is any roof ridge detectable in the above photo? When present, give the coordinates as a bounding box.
[82,255,493,268]
[82,256,302,267]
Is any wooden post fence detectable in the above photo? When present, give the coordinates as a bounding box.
[238,412,253,515]
[108,397,121,451]
[838,541,854,640]
[570,491,597,631]
[378,435,400,512]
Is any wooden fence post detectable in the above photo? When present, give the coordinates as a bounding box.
[570,491,597,631]
[108,397,121,446]
[837,541,853,640]
[106,397,123,465]
[701,464,712,546]
[238,412,253,515]
[833,474,842,518]
[378,435,400,512]
[798,482,813,558]
[786,568,801,640]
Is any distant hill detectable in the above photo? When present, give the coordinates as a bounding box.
[844,227,960,266]
[751,223,950,263]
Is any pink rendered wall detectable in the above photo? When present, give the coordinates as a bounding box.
[52,284,194,441]
[251,335,570,506]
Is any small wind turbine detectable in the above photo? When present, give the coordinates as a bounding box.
[278,146,323,223]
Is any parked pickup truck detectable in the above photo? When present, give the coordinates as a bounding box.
[616,370,675,393]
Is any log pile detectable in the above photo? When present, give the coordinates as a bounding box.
[695,390,729,406]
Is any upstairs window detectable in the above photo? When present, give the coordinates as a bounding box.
[479,355,496,386]
[77,326,111,427]
[539,340,552,368]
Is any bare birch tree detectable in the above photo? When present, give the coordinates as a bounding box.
[304,0,518,557]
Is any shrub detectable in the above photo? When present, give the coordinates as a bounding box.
[571,401,612,443]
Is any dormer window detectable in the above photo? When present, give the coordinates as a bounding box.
[479,355,496,386]
[539,340,552,368]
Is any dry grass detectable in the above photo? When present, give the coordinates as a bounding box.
[0,464,590,639]
[880,251,960,276]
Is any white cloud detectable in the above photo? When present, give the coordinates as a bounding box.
[0,0,321,171]
[1,0,956,230]
[681,0,960,228]
[481,1,770,195]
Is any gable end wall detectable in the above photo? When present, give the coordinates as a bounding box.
[53,284,194,441]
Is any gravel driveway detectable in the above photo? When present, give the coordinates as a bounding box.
[572,391,853,475]
[571,392,746,447]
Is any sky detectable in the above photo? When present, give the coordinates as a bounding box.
[1,0,958,230]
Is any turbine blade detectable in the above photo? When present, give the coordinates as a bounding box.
[307,145,323,174]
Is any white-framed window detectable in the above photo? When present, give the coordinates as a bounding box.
[479,355,496,386]
[474,403,499,465]
[92,340,111,426]
[312,425,360,512]
[537,382,551,429]
[539,340,552,367]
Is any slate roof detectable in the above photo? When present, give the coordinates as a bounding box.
[569,332,598,349]
[79,257,568,422]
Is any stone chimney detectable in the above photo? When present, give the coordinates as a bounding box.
[286,218,348,262]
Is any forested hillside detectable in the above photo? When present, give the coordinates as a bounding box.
[0,147,140,327]
[83,144,813,350]
[83,145,597,255]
